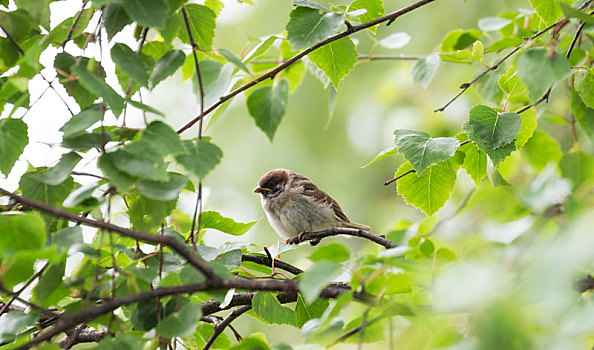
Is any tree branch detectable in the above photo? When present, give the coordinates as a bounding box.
[0,262,49,316]
[0,187,219,280]
[286,228,397,249]
[241,254,304,275]
[176,0,438,134]
[203,305,251,350]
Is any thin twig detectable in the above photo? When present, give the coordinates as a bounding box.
[0,24,24,55]
[182,5,207,250]
[176,0,438,134]
[384,169,415,186]
[203,305,251,350]
[61,1,88,47]
[286,227,397,249]
[0,262,50,316]
[71,171,108,181]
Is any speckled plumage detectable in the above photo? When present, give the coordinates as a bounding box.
[254,169,370,240]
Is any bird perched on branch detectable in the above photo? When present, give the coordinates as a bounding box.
[254,169,370,244]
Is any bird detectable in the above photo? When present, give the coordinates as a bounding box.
[254,168,370,244]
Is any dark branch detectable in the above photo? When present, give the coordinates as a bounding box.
[0,187,218,280]
[0,24,24,55]
[58,328,111,347]
[0,262,49,316]
[61,1,88,47]
[251,54,424,64]
[384,169,416,186]
[286,228,397,249]
[241,254,304,275]
[176,0,438,134]
[203,305,251,350]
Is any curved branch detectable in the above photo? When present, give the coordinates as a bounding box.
[241,254,304,275]
[286,228,397,249]
[0,187,218,280]
[176,0,438,134]
[203,305,251,350]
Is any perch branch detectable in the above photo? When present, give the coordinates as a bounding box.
[286,228,397,249]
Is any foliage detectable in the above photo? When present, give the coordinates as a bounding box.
[1,0,594,349]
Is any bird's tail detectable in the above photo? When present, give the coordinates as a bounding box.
[342,221,371,231]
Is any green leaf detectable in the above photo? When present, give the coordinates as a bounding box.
[104,2,132,39]
[230,333,272,350]
[559,151,594,189]
[0,118,27,176]
[575,70,594,109]
[150,50,186,89]
[522,130,562,171]
[412,53,440,89]
[0,311,38,343]
[175,139,223,179]
[97,153,136,193]
[142,120,185,156]
[252,292,295,325]
[308,37,357,89]
[299,260,342,304]
[63,184,100,208]
[467,105,522,151]
[122,0,168,29]
[464,122,515,166]
[157,302,202,338]
[246,78,290,140]
[516,108,538,148]
[362,146,398,168]
[200,210,257,235]
[51,226,84,252]
[286,6,344,50]
[54,53,97,109]
[396,161,456,215]
[516,48,571,100]
[571,89,594,141]
[136,173,187,201]
[129,195,177,232]
[309,243,350,262]
[38,152,82,185]
[219,48,251,75]
[440,29,482,52]
[71,65,125,117]
[127,100,164,116]
[498,67,526,96]
[59,106,102,138]
[459,140,487,185]
[20,169,75,205]
[0,212,46,252]
[14,0,49,29]
[393,129,460,174]
[111,139,168,181]
[349,0,384,34]
[478,17,512,31]
[110,43,149,87]
[33,260,66,306]
[62,132,112,150]
[485,37,524,53]
[295,295,328,328]
[243,36,278,64]
[530,0,575,25]
[178,4,217,49]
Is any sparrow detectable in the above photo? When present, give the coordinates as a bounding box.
[254,169,370,243]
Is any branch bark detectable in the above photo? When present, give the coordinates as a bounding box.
[286,227,397,249]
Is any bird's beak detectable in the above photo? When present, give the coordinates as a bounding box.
[254,186,270,193]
